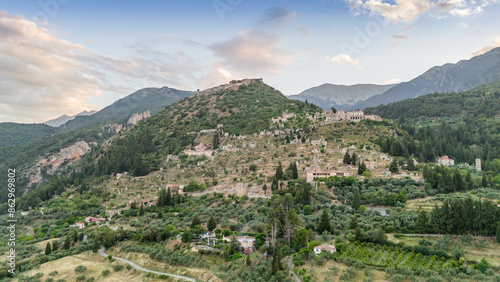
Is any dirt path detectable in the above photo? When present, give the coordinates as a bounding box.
[98,246,196,281]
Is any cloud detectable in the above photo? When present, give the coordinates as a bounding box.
[258,7,296,26]
[472,38,500,56]
[326,54,362,69]
[0,11,208,123]
[344,0,498,23]
[0,11,101,122]
[459,22,468,28]
[393,34,409,39]
[197,62,234,89]
[298,25,312,36]
[210,29,292,74]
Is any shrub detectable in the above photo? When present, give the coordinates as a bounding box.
[49,270,59,276]
[76,275,86,281]
[113,264,124,272]
[102,269,111,276]
[74,265,87,273]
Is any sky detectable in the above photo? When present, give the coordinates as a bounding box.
[1,0,499,123]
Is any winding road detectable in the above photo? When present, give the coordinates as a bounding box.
[98,246,195,281]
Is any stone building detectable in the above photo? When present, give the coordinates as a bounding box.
[438,155,455,166]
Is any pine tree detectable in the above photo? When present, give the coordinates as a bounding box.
[343,151,351,165]
[139,202,145,216]
[45,242,52,255]
[63,234,71,250]
[317,209,331,234]
[389,159,399,174]
[207,215,216,232]
[406,158,416,171]
[352,187,361,210]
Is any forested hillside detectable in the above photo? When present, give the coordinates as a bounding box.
[366,82,500,178]
[0,123,59,148]
[62,86,192,130]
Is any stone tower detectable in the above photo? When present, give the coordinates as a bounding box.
[475,158,481,171]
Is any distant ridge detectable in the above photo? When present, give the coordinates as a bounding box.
[288,83,396,111]
[44,110,97,127]
[61,86,192,130]
[353,47,500,109]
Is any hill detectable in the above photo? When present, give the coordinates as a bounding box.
[83,78,321,178]
[354,47,500,109]
[0,123,59,148]
[62,86,192,130]
[289,83,396,111]
[43,110,97,127]
[365,81,500,121]
[366,81,500,171]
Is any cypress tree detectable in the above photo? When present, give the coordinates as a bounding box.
[351,152,357,165]
[52,240,59,251]
[343,151,351,165]
[73,230,78,243]
[191,215,201,229]
[92,238,100,254]
[157,189,166,207]
[207,215,216,232]
[63,234,71,250]
[352,187,361,210]
[166,187,172,206]
[292,162,298,179]
[139,202,145,216]
[481,174,488,187]
[45,242,52,255]
[271,246,282,274]
[317,209,331,234]
[496,223,500,243]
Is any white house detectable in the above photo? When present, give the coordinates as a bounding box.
[313,244,336,256]
[75,222,85,229]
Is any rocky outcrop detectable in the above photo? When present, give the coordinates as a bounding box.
[127,111,151,125]
[102,123,124,134]
[37,141,93,175]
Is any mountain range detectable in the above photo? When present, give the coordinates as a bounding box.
[288,83,396,111]
[291,47,500,110]
[61,86,192,130]
[44,110,97,127]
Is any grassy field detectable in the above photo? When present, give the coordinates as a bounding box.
[16,251,152,281]
[387,234,500,267]
[298,259,387,281]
